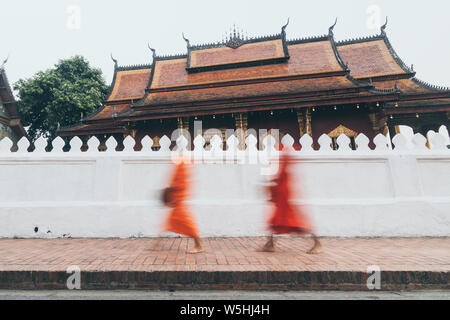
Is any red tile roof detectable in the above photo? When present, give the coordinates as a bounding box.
[151,40,343,90]
[58,121,127,135]
[60,29,450,135]
[88,104,131,121]
[107,68,151,102]
[189,39,285,69]
[337,39,407,79]
[145,76,359,106]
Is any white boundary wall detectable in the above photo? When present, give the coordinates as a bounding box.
[0,129,449,238]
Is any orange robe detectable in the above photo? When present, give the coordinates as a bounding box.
[164,160,200,238]
[268,152,312,234]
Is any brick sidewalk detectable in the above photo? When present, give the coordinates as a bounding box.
[0,237,448,290]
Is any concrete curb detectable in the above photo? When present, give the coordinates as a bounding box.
[0,270,448,290]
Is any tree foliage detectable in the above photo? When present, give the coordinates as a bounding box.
[14,56,109,141]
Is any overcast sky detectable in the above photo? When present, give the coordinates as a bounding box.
[1,0,450,89]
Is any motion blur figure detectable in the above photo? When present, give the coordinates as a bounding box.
[263,150,321,254]
[162,158,203,254]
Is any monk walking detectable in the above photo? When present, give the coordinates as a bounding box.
[262,151,321,254]
[162,158,203,254]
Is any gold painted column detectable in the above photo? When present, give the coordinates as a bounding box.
[296,110,305,137]
[234,112,248,149]
[368,105,389,136]
[305,108,312,136]
[297,108,312,137]
[177,117,190,136]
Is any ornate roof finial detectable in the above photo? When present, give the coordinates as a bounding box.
[110,53,118,68]
[281,17,290,35]
[411,64,414,72]
[224,24,246,49]
[380,16,388,35]
[329,17,338,36]
[147,43,156,59]
[0,54,9,70]
[57,122,60,130]
[182,33,190,48]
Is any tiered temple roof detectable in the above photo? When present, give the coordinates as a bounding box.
[59,20,450,136]
[0,61,26,140]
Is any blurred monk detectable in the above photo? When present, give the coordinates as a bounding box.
[262,150,321,254]
[162,157,203,254]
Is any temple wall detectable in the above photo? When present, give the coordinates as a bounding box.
[0,130,449,238]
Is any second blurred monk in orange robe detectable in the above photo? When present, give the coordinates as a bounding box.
[263,151,321,254]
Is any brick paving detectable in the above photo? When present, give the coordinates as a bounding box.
[0,237,448,290]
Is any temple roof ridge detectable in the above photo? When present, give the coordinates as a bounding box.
[336,33,384,46]
[154,53,188,61]
[327,28,350,73]
[286,34,329,44]
[337,16,389,46]
[116,63,153,71]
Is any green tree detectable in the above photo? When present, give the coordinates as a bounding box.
[14,55,109,141]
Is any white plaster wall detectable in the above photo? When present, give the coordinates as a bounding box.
[0,132,449,238]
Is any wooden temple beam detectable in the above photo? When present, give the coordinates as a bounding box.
[123,95,399,122]
[384,105,450,114]
[397,92,450,101]
[137,88,382,111]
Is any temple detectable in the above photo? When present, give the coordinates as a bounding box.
[58,20,450,150]
[0,60,26,143]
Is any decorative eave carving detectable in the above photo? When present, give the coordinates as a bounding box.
[328,125,358,138]
[328,18,338,37]
[222,25,247,49]
[411,77,450,93]
[110,53,118,69]
[0,55,8,71]
[281,18,289,38]
[380,16,388,36]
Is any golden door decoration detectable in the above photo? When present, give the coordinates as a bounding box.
[328,125,358,150]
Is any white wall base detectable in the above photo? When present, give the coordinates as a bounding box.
[1,198,449,238]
